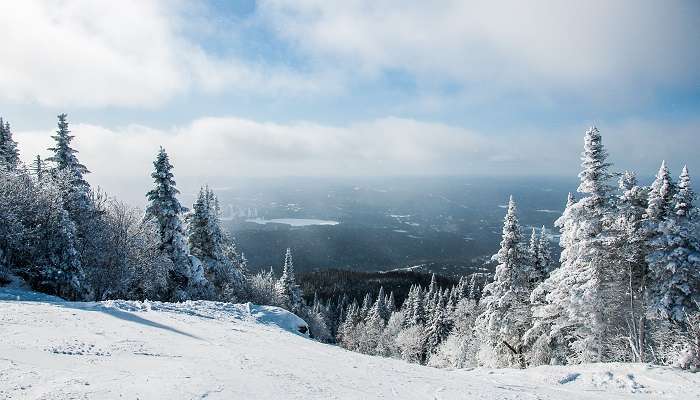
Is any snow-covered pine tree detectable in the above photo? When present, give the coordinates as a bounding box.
[387,291,396,314]
[30,178,86,300]
[537,227,553,275]
[144,147,194,301]
[525,195,576,366]
[647,166,700,322]
[0,118,20,171]
[528,127,624,364]
[360,292,372,320]
[338,301,361,349]
[474,196,531,367]
[424,305,451,358]
[646,161,675,222]
[611,170,650,361]
[187,186,213,259]
[528,228,545,289]
[186,185,243,299]
[375,286,390,321]
[364,298,387,354]
[468,274,480,302]
[276,248,303,313]
[31,155,45,181]
[47,114,89,186]
[410,285,426,326]
[46,113,97,281]
[420,274,435,317]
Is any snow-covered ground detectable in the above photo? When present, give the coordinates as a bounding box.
[2,286,699,399]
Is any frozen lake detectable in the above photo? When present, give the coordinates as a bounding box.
[245,218,340,227]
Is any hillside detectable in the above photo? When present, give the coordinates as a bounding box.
[1,286,699,400]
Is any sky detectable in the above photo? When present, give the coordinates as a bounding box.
[1,0,698,202]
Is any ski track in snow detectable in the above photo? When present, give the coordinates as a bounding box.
[1,288,700,399]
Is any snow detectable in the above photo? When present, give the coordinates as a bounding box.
[245,218,339,226]
[2,287,700,399]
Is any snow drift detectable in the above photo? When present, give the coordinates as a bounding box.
[1,286,699,399]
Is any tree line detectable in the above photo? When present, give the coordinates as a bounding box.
[1,117,698,369]
[309,127,700,369]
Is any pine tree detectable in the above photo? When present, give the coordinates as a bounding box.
[612,170,650,361]
[338,301,361,348]
[424,305,451,357]
[375,286,389,321]
[537,226,553,276]
[474,196,531,367]
[0,118,20,170]
[47,114,89,184]
[186,185,243,299]
[410,286,426,326]
[364,298,386,353]
[387,291,396,314]
[468,274,480,302]
[46,113,93,243]
[31,155,45,181]
[647,166,700,322]
[276,248,302,313]
[646,161,675,221]
[360,292,373,319]
[187,186,213,259]
[528,228,546,289]
[144,147,193,301]
[528,127,623,364]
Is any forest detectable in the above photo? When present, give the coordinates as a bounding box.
[0,115,698,370]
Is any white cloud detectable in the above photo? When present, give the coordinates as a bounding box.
[0,0,326,108]
[15,115,699,204]
[258,0,700,96]
[2,1,696,109]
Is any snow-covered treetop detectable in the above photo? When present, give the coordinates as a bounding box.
[145,147,186,220]
[646,160,675,221]
[577,126,612,200]
[674,165,694,218]
[619,171,637,192]
[495,195,522,268]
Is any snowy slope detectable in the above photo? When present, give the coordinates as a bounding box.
[1,288,699,400]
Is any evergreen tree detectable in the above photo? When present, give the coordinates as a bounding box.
[364,298,386,353]
[31,155,45,181]
[424,305,451,357]
[360,292,373,319]
[646,161,675,221]
[468,274,480,302]
[410,286,426,326]
[528,127,623,364]
[647,166,700,322]
[612,170,650,361]
[47,114,89,185]
[144,147,193,301]
[0,118,20,170]
[387,291,396,314]
[528,228,545,289]
[276,248,302,313]
[186,185,244,299]
[375,286,390,321]
[338,301,361,348]
[474,196,531,367]
[46,114,93,249]
[537,227,553,276]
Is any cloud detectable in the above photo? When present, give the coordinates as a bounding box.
[258,0,700,97]
[2,1,696,109]
[15,115,699,204]
[0,0,326,108]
